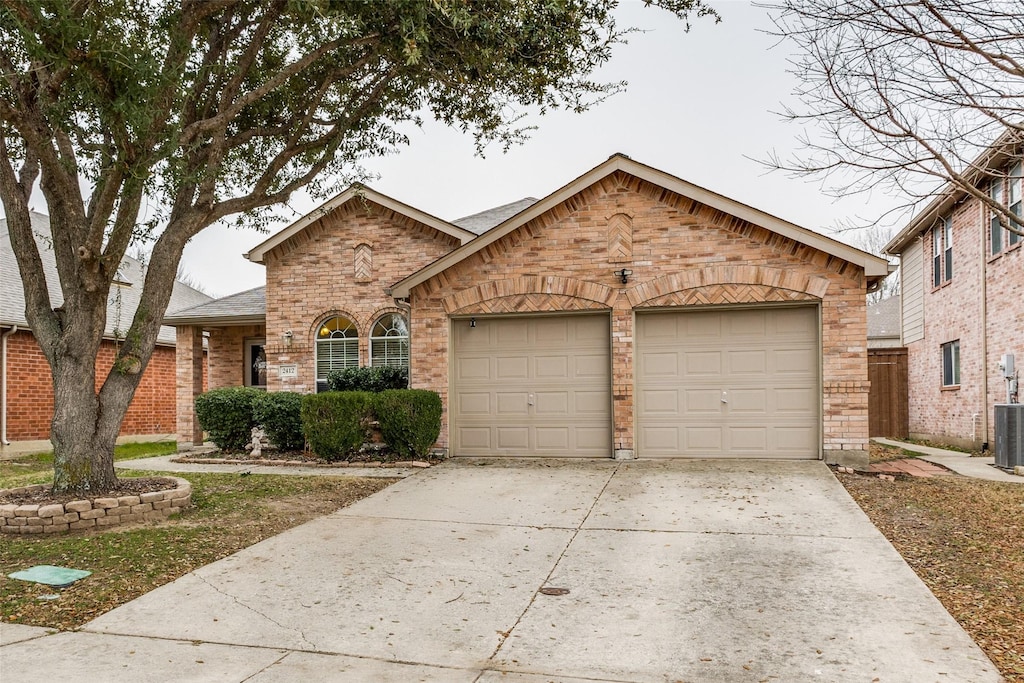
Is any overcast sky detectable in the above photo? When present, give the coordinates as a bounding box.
[177,0,900,299]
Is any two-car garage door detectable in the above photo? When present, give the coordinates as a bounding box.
[450,306,819,459]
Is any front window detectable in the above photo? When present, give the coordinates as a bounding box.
[316,316,358,381]
[370,313,409,368]
[941,340,960,387]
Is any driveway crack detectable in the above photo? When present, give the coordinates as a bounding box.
[477,463,621,680]
[192,572,319,651]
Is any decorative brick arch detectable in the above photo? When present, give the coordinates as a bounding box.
[442,276,618,315]
[626,265,830,308]
[308,309,361,344]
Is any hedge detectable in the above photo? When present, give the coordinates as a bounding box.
[194,387,263,451]
[326,365,408,392]
[300,391,375,461]
[375,389,442,459]
[252,391,305,451]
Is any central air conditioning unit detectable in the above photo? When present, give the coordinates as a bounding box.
[994,404,1024,469]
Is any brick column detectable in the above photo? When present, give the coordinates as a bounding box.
[611,300,635,459]
[175,326,204,450]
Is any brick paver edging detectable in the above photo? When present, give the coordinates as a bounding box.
[0,477,191,535]
[172,456,431,469]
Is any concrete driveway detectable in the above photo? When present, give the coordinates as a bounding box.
[1,459,1000,682]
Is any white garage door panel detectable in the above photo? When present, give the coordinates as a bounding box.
[452,315,611,457]
[636,307,820,459]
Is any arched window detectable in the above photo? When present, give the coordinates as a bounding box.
[370,313,409,368]
[316,316,358,380]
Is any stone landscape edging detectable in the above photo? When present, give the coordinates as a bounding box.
[0,476,191,534]
[172,456,431,468]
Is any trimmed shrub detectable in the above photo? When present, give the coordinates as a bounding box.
[301,391,374,461]
[375,389,442,459]
[326,366,408,392]
[252,391,305,451]
[194,387,263,451]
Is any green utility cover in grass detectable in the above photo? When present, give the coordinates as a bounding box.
[8,565,91,588]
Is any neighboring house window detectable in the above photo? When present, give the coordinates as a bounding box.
[932,217,953,286]
[943,215,953,281]
[941,340,960,387]
[990,164,1022,254]
[370,313,409,368]
[1010,162,1022,247]
[244,339,267,388]
[990,178,1004,255]
[316,316,358,381]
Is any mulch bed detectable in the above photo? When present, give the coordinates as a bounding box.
[0,477,179,506]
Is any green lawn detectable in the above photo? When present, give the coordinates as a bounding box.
[0,441,177,490]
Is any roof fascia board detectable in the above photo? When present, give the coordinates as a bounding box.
[162,315,266,327]
[245,186,475,264]
[391,155,887,297]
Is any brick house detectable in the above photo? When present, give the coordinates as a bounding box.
[1,212,212,454]
[885,144,1024,449]
[170,155,888,466]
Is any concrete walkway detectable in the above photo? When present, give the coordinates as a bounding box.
[873,437,1024,483]
[1,459,999,682]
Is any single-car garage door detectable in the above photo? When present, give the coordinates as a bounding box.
[636,306,819,458]
[452,314,611,457]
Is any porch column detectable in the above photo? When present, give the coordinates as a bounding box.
[176,325,204,450]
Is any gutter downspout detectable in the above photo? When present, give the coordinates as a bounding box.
[980,212,990,450]
[1,325,19,446]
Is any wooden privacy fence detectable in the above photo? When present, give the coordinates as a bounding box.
[868,348,909,438]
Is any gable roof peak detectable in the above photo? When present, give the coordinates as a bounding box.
[245,184,476,264]
[390,154,890,298]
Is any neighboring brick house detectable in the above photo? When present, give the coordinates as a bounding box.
[1,212,211,453]
[170,155,888,466]
[885,144,1024,449]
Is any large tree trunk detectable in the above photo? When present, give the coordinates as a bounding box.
[49,345,123,494]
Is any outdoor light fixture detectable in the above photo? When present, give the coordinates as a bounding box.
[283,330,293,347]
[470,317,477,328]
[615,268,633,284]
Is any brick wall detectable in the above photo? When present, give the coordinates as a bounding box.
[5,330,189,441]
[410,171,869,459]
[906,197,1024,446]
[207,325,266,389]
[261,199,459,393]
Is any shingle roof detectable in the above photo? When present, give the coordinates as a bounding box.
[452,197,538,234]
[1,212,213,345]
[867,295,901,339]
[164,286,266,326]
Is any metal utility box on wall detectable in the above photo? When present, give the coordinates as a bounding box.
[994,404,1024,469]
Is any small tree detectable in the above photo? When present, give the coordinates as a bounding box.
[0,0,715,494]
[765,0,1024,231]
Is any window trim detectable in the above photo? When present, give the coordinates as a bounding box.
[369,313,410,369]
[941,340,960,388]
